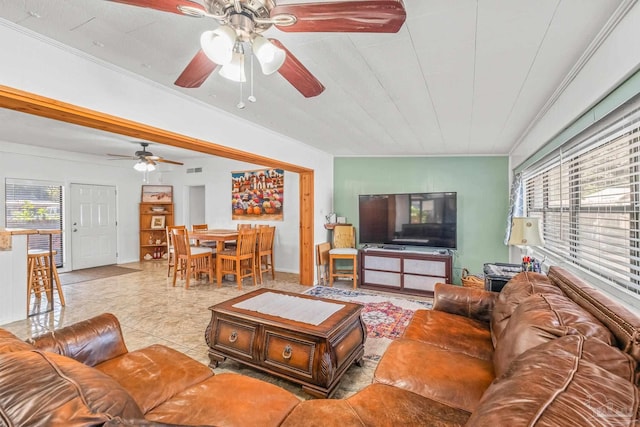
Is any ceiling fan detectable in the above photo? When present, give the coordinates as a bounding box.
[105,0,407,98]
[108,142,184,171]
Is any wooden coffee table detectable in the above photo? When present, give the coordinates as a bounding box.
[205,288,366,398]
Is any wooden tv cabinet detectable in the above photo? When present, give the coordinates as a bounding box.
[359,248,452,296]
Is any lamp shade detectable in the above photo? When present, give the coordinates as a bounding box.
[508,217,544,246]
[252,35,286,75]
[200,25,236,65]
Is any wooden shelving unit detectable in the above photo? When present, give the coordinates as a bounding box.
[139,202,173,261]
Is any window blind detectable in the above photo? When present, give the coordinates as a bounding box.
[522,102,640,297]
[5,179,64,267]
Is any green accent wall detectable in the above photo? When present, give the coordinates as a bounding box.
[334,156,510,284]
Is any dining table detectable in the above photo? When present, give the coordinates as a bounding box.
[188,229,239,284]
[189,229,238,252]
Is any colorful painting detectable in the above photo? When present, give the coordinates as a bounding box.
[232,168,284,220]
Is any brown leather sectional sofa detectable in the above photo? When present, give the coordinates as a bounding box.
[1,266,639,426]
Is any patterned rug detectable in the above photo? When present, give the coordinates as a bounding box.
[304,286,433,361]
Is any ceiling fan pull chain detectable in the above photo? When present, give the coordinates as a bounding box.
[249,50,256,103]
[237,80,246,109]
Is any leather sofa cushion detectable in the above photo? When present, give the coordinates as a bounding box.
[0,329,34,353]
[30,312,129,366]
[281,383,471,427]
[468,335,640,426]
[95,344,214,414]
[490,271,562,347]
[146,373,300,427]
[402,310,493,361]
[548,266,640,364]
[0,350,143,425]
[374,339,494,413]
[432,283,497,324]
[493,292,616,378]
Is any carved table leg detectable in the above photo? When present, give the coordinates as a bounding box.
[208,351,226,369]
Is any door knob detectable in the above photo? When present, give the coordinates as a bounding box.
[73,229,78,232]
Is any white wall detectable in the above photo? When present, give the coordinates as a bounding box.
[0,21,334,276]
[0,233,28,324]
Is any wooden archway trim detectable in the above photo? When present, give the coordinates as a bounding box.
[0,84,315,285]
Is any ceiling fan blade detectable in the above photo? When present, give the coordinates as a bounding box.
[272,0,406,33]
[105,0,205,16]
[174,49,218,88]
[107,154,137,159]
[157,159,185,166]
[270,39,325,98]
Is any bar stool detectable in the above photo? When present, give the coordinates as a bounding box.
[27,249,65,312]
[329,226,358,289]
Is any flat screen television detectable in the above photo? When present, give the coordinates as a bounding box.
[358,192,457,249]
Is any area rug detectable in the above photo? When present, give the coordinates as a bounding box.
[304,286,432,362]
[59,265,141,286]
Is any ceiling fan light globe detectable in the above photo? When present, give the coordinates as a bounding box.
[134,160,156,172]
[252,35,286,75]
[133,161,147,172]
[219,52,246,82]
[200,26,236,65]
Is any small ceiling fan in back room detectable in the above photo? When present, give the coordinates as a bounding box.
[105,0,407,104]
[107,142,184,172]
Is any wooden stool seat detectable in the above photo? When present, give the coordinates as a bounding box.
[27,249,65,312]
[329,248,358,288]
[328,225,358,289]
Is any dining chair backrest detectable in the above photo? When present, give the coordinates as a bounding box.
[257,226,275,254]
[171,227,191,258]
[191,224,209,246]
[332,225,356,249]
[237,223,253,230]
[166,225,186,249]
[236,228,258,257]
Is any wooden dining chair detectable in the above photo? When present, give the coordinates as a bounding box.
[329,225,359,288]
[216,228,258,289]
[224,223,253,250]
[316,242,331,285]
[255,226,276,284]
[165,225,186,277]
[171,227,214,289]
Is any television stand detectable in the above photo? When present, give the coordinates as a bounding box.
[381,244,406,250]
[359,249,452,296]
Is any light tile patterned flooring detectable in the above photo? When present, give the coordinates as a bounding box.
[1,261,406,399]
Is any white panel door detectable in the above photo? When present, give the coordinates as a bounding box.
[70,184,117,270]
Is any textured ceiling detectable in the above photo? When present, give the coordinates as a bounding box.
[0,0,626,160]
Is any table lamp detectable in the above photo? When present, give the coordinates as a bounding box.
[508,217,545,271]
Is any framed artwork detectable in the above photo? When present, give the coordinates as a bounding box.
[231,168,284,221]
[141,185,173,203]
[150,215,166,229]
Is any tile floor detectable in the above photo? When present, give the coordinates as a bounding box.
[2,260,413,400]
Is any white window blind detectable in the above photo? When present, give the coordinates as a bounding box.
[522,103,640,297]
[5,179,64,267]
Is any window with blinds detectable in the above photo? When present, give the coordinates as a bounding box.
[4,179,64,267]
[522,103,640,297]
